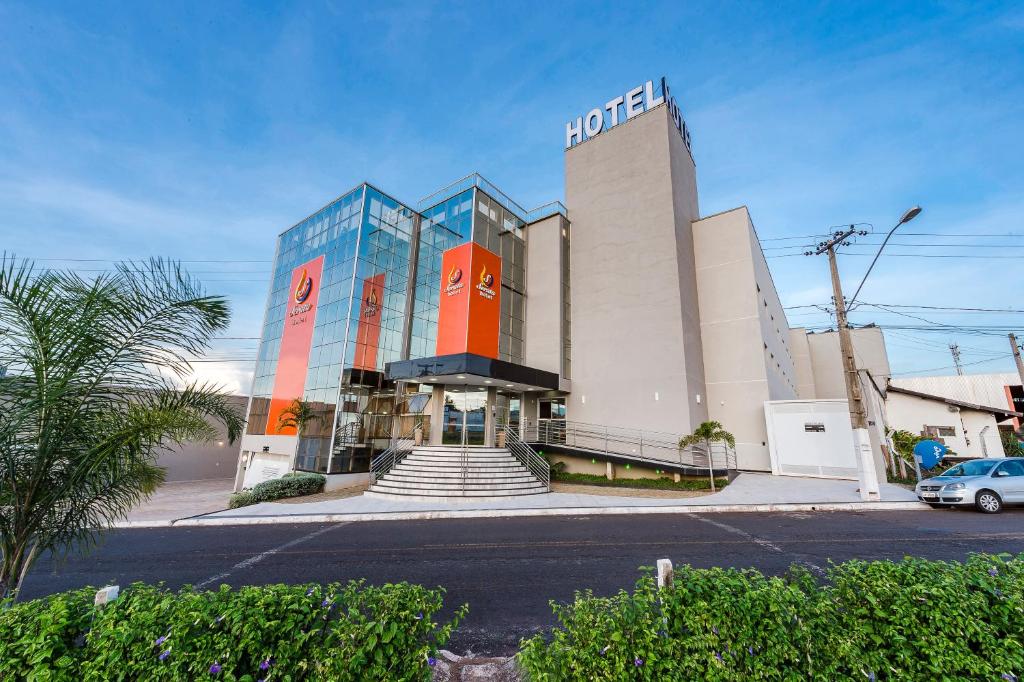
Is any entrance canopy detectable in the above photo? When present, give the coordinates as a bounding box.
[385,352,559,392]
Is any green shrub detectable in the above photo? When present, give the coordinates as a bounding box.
[229,472,326,508]
[519,553,1024,680]
[0,581,465,681]
[552,470,726,491]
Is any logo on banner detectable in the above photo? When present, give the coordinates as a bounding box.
[476,264,496,300]
[364,287,380,318]
[290,268,315,322]
[445,265,464,297]
[294,268,313,303]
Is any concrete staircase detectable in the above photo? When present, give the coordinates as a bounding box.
[368,445,548,498]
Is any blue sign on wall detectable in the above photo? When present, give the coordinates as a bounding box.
[913,439,948,470]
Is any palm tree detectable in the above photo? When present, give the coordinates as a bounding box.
[0,257,244,600]
[275,398,323,437]
[679,421,735,492]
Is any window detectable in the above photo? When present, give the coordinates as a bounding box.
[924,426,956,438]
[995,460,1024,477]
[804,423,826,432]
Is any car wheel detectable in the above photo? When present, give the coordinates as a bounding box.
[975,490,1002,514]
[927,503,948,509]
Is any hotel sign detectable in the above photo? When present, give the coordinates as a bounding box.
[565,77,691,153]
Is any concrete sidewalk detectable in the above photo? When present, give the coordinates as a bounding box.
[121,478,234,526]
[152,473,926,527]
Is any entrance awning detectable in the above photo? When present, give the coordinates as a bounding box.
[385,352,560,392]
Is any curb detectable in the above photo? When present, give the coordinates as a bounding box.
[117,500,929,529]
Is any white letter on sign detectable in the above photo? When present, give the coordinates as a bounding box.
[584,108,604,138]
[625,85,645,119]
[645,80,664,108]
[604,95,624,128]
[566,116,583,148]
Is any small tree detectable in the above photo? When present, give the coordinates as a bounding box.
[0,258,243,600]
[276,398,323,437]
[679,421,735,492]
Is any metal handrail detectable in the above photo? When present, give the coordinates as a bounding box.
[369,424,419,485]
[503,423,550,491]
[530,418,736,473]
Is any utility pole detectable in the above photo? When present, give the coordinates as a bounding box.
[808,226,880,501]
[949,343,963,376]
[1010,333,1024,388]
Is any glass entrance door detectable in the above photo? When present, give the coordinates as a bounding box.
[442,388,489,445]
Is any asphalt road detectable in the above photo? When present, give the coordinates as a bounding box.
[21,509,1024,655]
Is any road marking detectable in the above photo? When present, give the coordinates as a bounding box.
[195,523,349,590]
[691,515,827,576]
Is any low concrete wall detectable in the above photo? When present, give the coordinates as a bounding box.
[549,453,705,481]
[324,472,370,491]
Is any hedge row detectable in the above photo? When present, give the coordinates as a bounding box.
[230,472,326,508]
[552,471,727,491]
[0,581,464,681]
[519,553,1024,680]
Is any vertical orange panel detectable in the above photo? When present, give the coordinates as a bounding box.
[466,244,501,359]
[435,243,473,356]
[353,273,385,370]
[266,255,325,434]
[435,242,501,359]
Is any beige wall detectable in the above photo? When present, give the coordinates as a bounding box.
[524,213,567,376]
[564,102,707,435]
[789,328,817,399]
[806,327,891,400]
[692,207,796,471]
[157,394,248,482]
[885,391,1006,459]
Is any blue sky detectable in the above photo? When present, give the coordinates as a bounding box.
[2,1,1023,392]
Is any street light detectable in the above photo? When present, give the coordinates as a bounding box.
[849,206,922,308]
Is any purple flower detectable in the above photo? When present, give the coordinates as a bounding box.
[712,626,718,635]
[990,567,999,577]
[599,645,610,656]
[415,611,424,620]
[864,672,876,682]
[634,657,644,667]
[748,646,754,656]
[209,662,222,675]
[715,652,723,663]
[158,649,171,661]
[259,658,272,671]
[427,656,437,667]
[1001,674,1017,682]
[155,635,167,646]
[322,597,333,607]
[306,587,315,596]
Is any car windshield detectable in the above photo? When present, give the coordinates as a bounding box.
[940,460,997,477]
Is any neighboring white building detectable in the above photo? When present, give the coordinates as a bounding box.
[884,384,1017,459]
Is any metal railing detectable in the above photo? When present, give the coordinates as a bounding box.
[526,419,737,474]
[368,425,418,485]
[502,423,550,491]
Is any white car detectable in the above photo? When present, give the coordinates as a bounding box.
[915,458,1024,513]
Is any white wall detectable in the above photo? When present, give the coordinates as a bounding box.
[764,399,857,479]
[885,391,1006,459]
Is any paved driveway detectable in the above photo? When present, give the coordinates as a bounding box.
[123,479,234,525]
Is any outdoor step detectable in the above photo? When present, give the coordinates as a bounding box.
[369,483,547,497]
[385,471,536,482]
[374,478,546,491]
[381,477,541,488]
[391,464,528,474]
[401,456,522,465]
[412,447,509,454]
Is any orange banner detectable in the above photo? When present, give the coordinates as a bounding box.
[435,242,501,359]
[353,273,385,370]
[265,255,324,435]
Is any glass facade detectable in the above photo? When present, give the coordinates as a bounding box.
[245,174,563,474]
